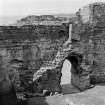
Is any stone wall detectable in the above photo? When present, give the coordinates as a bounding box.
[32,2,105,93]
[0,55,18,105]
[1,2,105,94]
[0,24,68,92]
[0,24,68,41]
[72,2,105,85]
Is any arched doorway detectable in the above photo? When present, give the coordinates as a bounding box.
[60,54,82,94]
[61,59,72,85]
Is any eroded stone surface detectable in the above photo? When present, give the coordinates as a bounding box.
[0,55,18,105]
[0,24,68,93]
[0,2,105,97]
[32,2,105,93]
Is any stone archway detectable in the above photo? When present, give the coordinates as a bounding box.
[60,53,82,94]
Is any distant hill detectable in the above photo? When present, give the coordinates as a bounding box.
[54,13,76,18]
[14,14,75,26]
[0,13,75,26]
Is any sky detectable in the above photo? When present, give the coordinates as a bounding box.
[0,0,105,24]
[1,0,105,16]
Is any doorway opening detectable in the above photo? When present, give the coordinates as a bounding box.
[60,53,82,94]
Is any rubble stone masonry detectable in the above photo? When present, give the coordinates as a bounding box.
[1,2,105,95]
[33,2,105,93]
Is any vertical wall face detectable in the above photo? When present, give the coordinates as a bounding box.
[86,3,105,83]
[72,3,105,84]
[91,5,105,77]
[0,44,41,92]
[79,5,91,23]
[31,45,41,61]
[93,4,105,27]
[0,55,18,105]
[8,47,23,61]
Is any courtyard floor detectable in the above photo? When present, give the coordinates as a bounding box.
[28,85,105,105]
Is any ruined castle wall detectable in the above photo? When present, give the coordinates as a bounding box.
[0,25,68,40]
[0,24,68,91]
[78,5,92,23]
[31,3,105,93]
[72,3,105,84]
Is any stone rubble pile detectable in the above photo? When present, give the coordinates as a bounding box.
[33,44,72,93]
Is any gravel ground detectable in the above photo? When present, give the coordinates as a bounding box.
[28,85,105,105]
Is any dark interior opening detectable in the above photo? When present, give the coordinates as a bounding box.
[10,59,23,64]
[58,30,65,38]
[66,53,82,74]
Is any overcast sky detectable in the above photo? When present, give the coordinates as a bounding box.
[0,0,105,25]
[0,0,105,16]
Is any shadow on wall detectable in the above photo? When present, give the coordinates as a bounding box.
[66,53,82,75]
[0,84,18,105]
[61,84,80,94]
